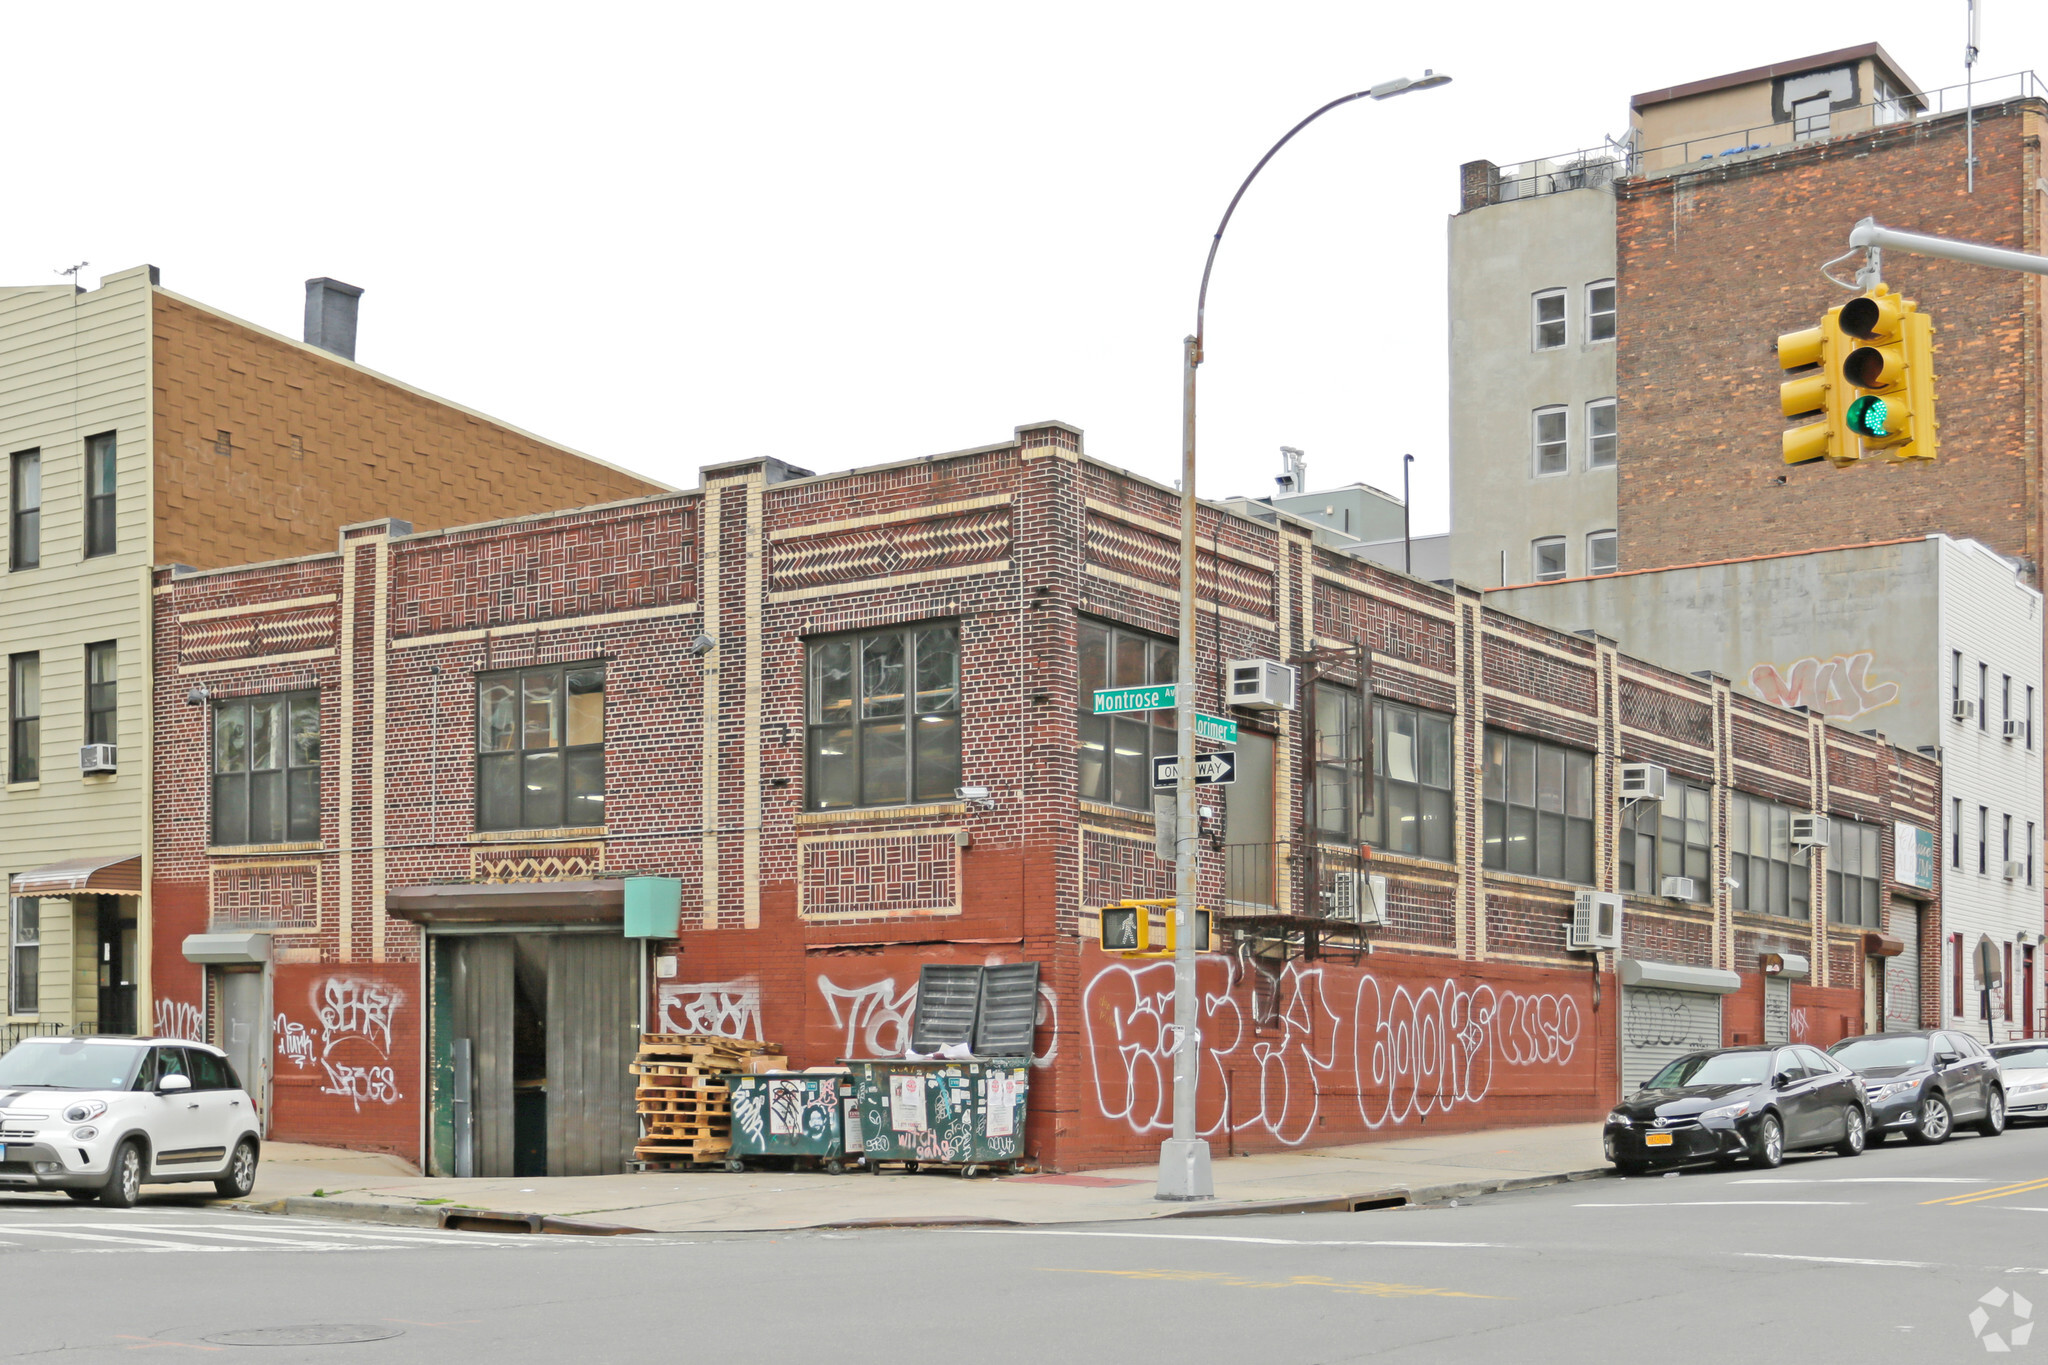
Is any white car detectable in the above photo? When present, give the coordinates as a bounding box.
[0,1036,260,1206]
[1990,1041,2048,1122]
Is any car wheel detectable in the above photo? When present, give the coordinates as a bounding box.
[99,1140,144,1208]
[214,1140,258,1199]
[1908,1095,1952,1145]
[1979,1088,2008,1138]
[1835,1106,1867,1157]
[1751,1114,1785,1169]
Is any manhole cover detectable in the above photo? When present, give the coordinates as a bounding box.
[203,1325,405,1347]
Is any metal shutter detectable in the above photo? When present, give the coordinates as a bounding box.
[1621,986,1724,1091]
[1764,977,1791,1043]
[1886,905,1921,1031]
[972,963,1041,1056]
[910,964,982,1052]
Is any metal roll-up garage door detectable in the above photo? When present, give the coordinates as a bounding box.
[1886,905,1921,1031]
[1619,958,1743,1091]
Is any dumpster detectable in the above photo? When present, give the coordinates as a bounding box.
[844,1057,1030,1176]
[723,1071,857,1173]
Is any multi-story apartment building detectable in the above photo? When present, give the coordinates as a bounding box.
[0,265,663,1042]
[147,421,1935,1172]
[1494,534,2043,1039]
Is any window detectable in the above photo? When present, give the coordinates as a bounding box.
[478,664,606,829]
[1587,280,1617,342]
[213,692,321,845]
[1075,621,1171,812]
[1953,796,1963,868]
[1482,731,1594,884]
[1980,662,1990,731]
[1729,791,1811,919]
[1533,407,1568,475]
[7,897,36,1014]
[8,653,37,784]
[2029,686,2036,748]
[1874,76,1907,126]
[2004,675,2013,733]
[1532,537,1567,582]
[9,450,38,571]
[189,1048,230,1091]
[135,1046,191,1092]
[1587,530,1618,576]
[1952,651,1963,720]
[1792,94,1832,141]
[1585,399,1617,468]
[1953,933,1964,1016]
[2005,814,2014,869]
[1980,805,1990,875]
[1826,818,1882,927]
[85,641,116,746]
[2030,822,2037,887]
[1358,699,1454,862]
[84,431,115,558]
[2006,943,2016,1022]
[1533,289,1566,349]
[1314,684,1365,842]
[1621,781,1710,898]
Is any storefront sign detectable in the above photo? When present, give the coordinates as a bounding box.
[1893,821,1935,891]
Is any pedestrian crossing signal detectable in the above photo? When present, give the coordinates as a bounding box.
[1097,899,1208,956]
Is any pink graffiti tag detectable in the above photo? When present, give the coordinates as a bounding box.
[1748,651,1898,723]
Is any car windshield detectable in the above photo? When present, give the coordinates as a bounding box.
[1830,1037,1933,1069]
[1645,1052,1769,1089]
[1993,1046,2048,1069]
[0,1040,146,1090]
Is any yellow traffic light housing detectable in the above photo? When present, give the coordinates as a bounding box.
[1778,308,1853,466]
[1840,283,1937,461]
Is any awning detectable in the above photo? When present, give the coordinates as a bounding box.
[1862,931,1906,958]
[10,854,142,898]
[1619,957,1743,995]
[184,933,272,964]
[385,879,625,927]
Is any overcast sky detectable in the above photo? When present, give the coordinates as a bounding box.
[6,2,2041,533]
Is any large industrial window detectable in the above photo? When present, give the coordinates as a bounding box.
[1482,731,1593,883]
[9,451,38,572]
[84,431,116,558]
[7,897,36,1014]
[1586,399,1617,468]
[1533,289,1566,350]
[1533,407,1568,476]
[1621,781,1709,899]
[1587,280,1617,342]
[214,692,321,845]
[8,653,37,784]
[1728,792,1810,919]
[809,625,959,811]
[1076,620,1173,812]
[1357,699,1453,862]
[85,641,116,746]
[1826,818,1882,927]
[478,664,606,830]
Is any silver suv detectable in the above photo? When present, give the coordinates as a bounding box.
[0,1036,261,1206]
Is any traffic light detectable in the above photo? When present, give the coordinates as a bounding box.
[1096,898,1206,956]
[1839,284,1937,461]
[1777,308,1853,466]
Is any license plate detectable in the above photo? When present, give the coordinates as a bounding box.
[1644,1133,1674,1147]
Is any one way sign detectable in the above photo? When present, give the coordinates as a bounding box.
[1151,750,1236,789]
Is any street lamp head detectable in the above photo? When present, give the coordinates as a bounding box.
[1368,69,1452,100]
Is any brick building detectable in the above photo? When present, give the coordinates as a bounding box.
[149,423,1940,1173]
[1,266,664,1046]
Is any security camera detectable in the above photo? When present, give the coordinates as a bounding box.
[687,634,718,657]
[185,686,208,706]
[956,786,996,811]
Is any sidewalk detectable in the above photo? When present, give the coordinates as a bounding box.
[224,1123,1609,1233]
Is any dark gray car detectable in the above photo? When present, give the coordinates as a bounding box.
[1827,1030,2007,1144]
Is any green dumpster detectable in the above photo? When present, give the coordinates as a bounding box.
[844,1057,1030,1176]
[723,1072,857,1173]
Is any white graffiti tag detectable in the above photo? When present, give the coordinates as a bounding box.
[818,976,920,1059]
[315,1062,400,1108]
[656,977,764,1040]
[274,1015,316,1070]
[299,977,406,1111]
[313,978,402,1057]
[153,999,206,1042]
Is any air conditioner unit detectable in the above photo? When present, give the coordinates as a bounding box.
[1618,763,1667,801]
[1955,697,1978,722]
[2005,860,2027,882]
[1568,890,1624,952]
[1226,659,1298,711]
[78,744,116,775]
[2004,719,2027,740]
[1327,872,1390,927]
[1790,815,1830,848]
[1660,875,1699,901]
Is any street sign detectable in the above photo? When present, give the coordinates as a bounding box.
[1195,712,1237,745]
[1151,750,1236,789]
[1094,683,1175,715]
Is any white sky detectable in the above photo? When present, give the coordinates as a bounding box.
[6,2,2042,534]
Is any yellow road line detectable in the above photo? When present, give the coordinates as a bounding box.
[1923,1177,2048,1207]
[1040,1268,1501,1299]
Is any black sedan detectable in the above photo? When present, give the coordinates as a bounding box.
[1605,1043,1871,1173]
[1827,1030,2008,1143]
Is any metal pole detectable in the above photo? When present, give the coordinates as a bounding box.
[1402,454,1414,575]
[1849,217,2048,277]
[1965,0,1980,195]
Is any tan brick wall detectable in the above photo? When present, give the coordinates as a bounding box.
[150,292,664,568]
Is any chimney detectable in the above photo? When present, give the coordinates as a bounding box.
[303,278,363,361]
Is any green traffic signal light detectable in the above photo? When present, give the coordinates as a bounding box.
[1845,395,1893,439]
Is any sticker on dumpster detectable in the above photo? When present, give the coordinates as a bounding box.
[986,1072,1015,1138]
[890,1075,926,1132]
[768,1078,802,1135]
[844,1098,863,1148]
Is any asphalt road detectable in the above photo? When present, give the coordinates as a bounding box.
[6,1125,2048,1362]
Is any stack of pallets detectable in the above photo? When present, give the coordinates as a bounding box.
[630,1033,779,1169]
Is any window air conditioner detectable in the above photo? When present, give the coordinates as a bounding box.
[79,744,116,775]
[2004,719,2026,741]
[1618,763,1667,801]
[1568,889,1624,952]
[2005,860,2027,882]
[1790,815,1829,848]
[1955,697,1977,722]
[1226,659,1298,711]
[1660,875,1699,901]
[1327,872,1390,927]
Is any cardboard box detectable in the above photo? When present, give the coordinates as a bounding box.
[742,1055,789,1075]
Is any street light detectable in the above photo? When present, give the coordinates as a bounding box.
[1159,71,1451,1203]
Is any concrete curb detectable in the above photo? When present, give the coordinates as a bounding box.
[232,1196,651,1236]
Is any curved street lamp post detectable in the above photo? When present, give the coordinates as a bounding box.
[1160,72,1452,1201]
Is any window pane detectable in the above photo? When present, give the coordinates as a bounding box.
[1316,688,1347,764]
[1386,709,1417,783]
[521,749,563,828]
[1077,714,1108,802]
[522,671,562,749]
[1483,800,1505,868]
[809,725,856,809]
[566,668,605,746]
[214,703,247,774]
[1566,817,1594,885]
[914,628,959,713]
[1537,746,1565,812]
[1419,714,1451,789]
[1862,825,1880,877]
[213,772,247,846]
[1077,625,1107,698]
[478,751,520,828]
[1588,284,1617,341]
[478,679,517,752]
[1538,811,1565,880]
[1317,764,1351,836]
[1507,804,1537,874]
[1535,410,1568,474]
[566,748,605,824]
[1587,532,1617,573]
[912,712,961,802]
[1150,639,1175,686]
[1534,539,1566,580]
[1109,717,1148,810]
[287,767,319,842]
[861,634,906,719]
[1565,751,1592,818]
[1507,737,1537,807]
[1421,787,1453,862]
[251,697,285,771]
[861,720,908,805]
[1113,633,1147,689]
[814,639,855,722]
[89,434,116,496]
[1385,779,1418,855]
[1483,732,1506,801]
[249,769,284,844]
[289,696,320,766]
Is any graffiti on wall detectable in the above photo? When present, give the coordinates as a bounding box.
[656,977,764,1040]
[153,999,206,1042]
[1081,952,1584,1144]
[1748,651,1898,723]
[272,976,406,1112]
[815,967,1060,1067]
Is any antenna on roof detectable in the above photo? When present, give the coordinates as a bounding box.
[56,261,89,293]
[1965,0,1983,193]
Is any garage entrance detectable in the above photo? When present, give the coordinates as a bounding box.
[1618,958,1742,1091]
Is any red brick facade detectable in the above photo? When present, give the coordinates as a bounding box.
[151,423,1941,1170]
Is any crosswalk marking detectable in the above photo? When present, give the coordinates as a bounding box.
[0,1217,591,1255]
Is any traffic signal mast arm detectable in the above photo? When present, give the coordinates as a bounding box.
[1849,218,2048,279]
